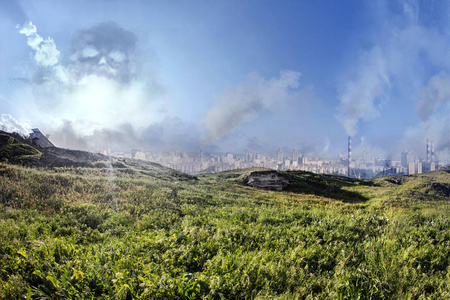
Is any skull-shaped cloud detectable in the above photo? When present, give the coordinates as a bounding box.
[69,22,137,83]
[11,21,166,149]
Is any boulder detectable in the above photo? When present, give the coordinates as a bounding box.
[245,170,289,191]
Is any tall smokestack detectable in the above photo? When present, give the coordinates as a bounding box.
[427,139,430,163]
[431,140,435,163]
[348,136,352,177]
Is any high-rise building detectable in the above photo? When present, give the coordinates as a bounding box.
[277,148,283,164]
[292,148,299,165]
[408,162,415,175]
[401,151,414,168]
[416,162,422,174]
[301,156,308,164]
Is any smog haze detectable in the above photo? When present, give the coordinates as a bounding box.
[1,0,450,164]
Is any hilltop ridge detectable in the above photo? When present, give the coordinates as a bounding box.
[0,130,185,174]
[0,130,107,166]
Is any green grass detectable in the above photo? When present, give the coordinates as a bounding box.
[0,161,449,299]
[0,134,41,164]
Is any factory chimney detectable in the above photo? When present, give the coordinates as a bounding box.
[431,140,435,163]
[427,139,430,163]
[348,136,352,177]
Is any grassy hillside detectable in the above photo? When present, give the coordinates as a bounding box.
[0,156,450,298]
[0,133,41,163]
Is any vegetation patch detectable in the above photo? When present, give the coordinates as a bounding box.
[0,134,41,163]
[0,160,449,299]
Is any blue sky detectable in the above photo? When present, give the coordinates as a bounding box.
[1,0,450,163]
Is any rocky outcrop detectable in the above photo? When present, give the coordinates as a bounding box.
[430,182,450,197]
[245,170,289,191]
[387,177,402,185]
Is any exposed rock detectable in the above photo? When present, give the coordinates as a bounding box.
[430,183,450,197]
[245,170,289,191]
[387,177,402,185]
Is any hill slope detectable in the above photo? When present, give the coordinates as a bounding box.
[0,132,41,163]
[0,130,192,181]
[0,137,450,299]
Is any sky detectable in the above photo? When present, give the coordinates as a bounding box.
[1,0,450,163]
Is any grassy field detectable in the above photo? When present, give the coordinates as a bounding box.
[0,154,450,299]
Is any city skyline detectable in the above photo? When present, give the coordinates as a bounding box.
[103,137,440,178]
[1,1,450,163]
[0,123,441,178]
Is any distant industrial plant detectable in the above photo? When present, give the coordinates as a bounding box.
[102,137,441,179]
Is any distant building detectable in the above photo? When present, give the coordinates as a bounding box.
[416,161,422,174]
[401,151,414,168]
[422,161,436,172]
[131,149,146,160]
[277,148,283,164]
[292,148,298,166]
[223,152,234,164]
[29,128,54,148]
[408,162,415,175]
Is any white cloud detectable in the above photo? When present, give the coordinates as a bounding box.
[336,1,450,141]
[19,21,43,48]
[8,21,172,152]
[202,70,301,145]
[353,136,388,161]
[34,37,60,67]
[14,21,165,136]
[19,21,60,67]
[0,114,33,134]
[56,75,161,135]
[336,47,390,137]
[417,71,450,122]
